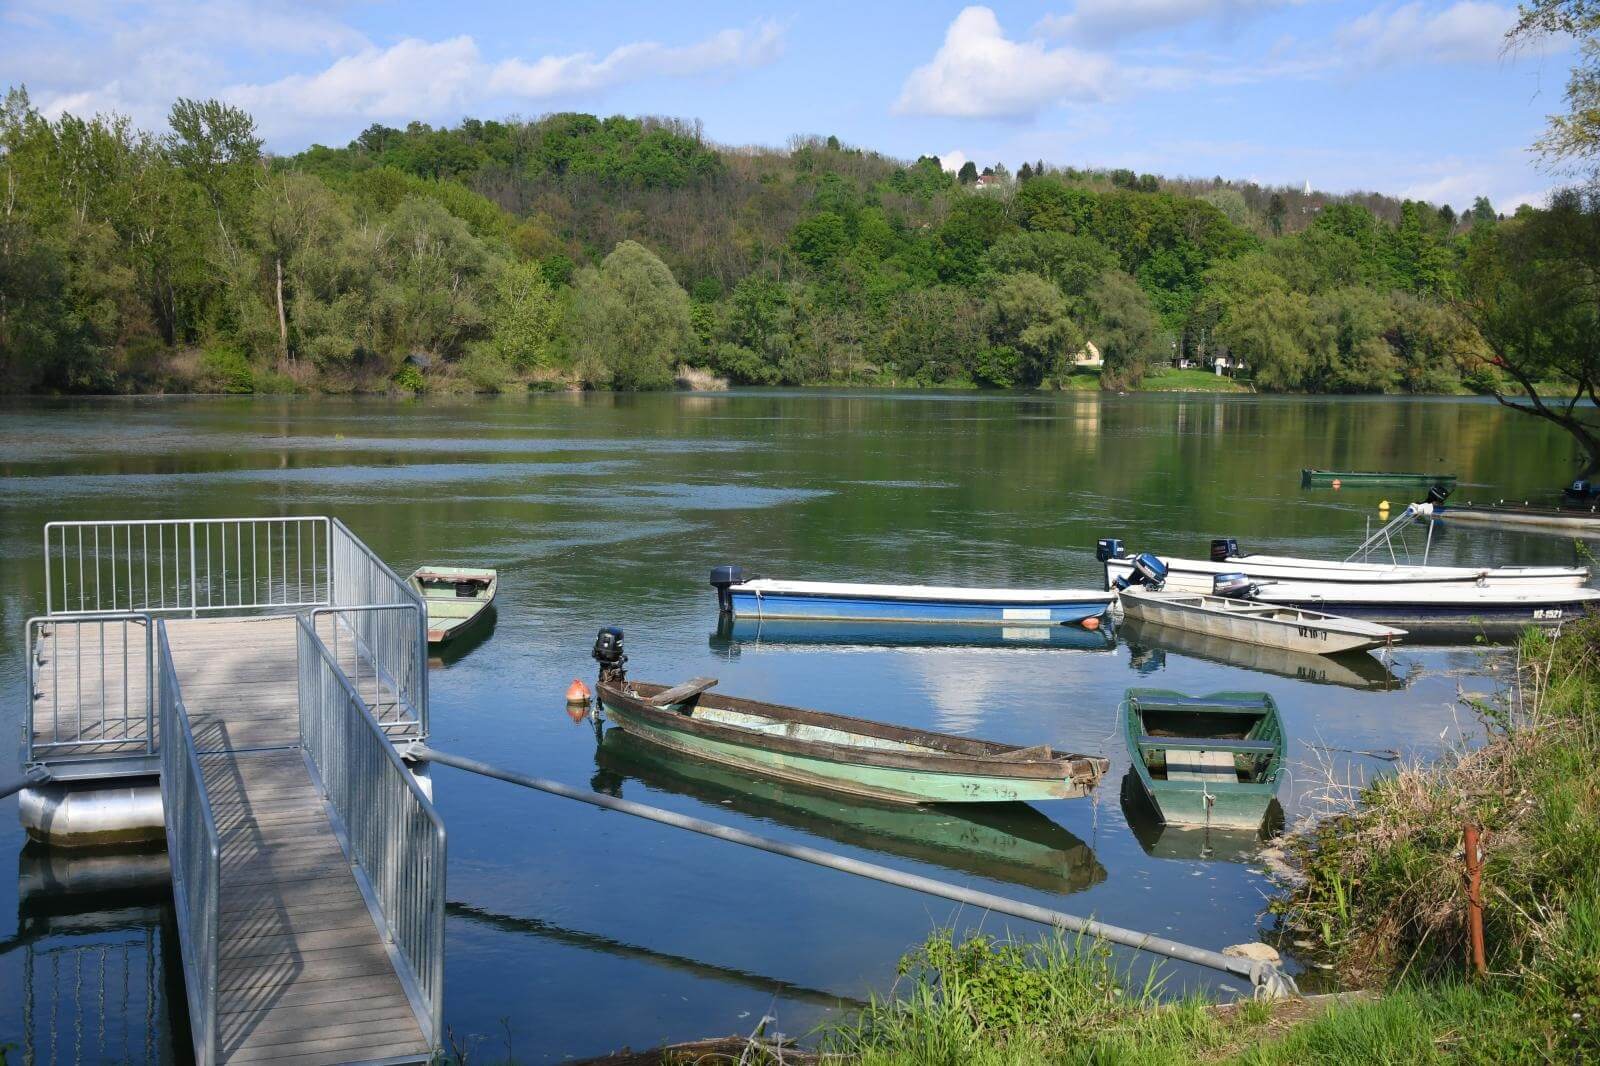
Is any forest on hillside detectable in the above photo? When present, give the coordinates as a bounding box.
[0,87,1537,396]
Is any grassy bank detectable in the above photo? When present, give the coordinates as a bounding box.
[819,619,1600,1064]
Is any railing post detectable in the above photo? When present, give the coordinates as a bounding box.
[188,522,198,619]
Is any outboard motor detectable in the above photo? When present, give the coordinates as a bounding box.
[1210,538,1240,562]
[1213,572,1255,599]
[592,626,627,685]
[709,565,748,614]
[1096,538,1126,563]
[1114,552,1169,590]
[1426,484,1451,506]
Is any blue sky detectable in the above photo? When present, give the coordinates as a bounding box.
[0,1,1578,210]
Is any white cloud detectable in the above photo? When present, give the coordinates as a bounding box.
[489,21,783,98]
[1338,1,1518,65]
[1038,0,1299,44]
[938,149,972,173]
[894,6,1112,118]
[227,37,483,123]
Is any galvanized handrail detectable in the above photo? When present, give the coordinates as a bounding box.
[311,605,425,737]
[157,620,221,1066]
[24,613,154,763]
[44,517,332,617]
[296,616,445,1044]
[329,518,429,734]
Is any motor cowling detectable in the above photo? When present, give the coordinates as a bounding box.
[592,626,627,684]
[709,565,748,614]
[1115,552,1168,590]
[1210,538,1240,562]
[1096,538,1125,563]
[1426,484,1451,506]
[1213,572,1255,598]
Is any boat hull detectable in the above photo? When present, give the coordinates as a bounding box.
[728,582,1113,625]
[1302,469,1457,488]
[1117,590,1403,654]
[1105,555,1587,593]
[598,684,1105,805]
[1437,504,1600,535]
[1249,589,1599,632]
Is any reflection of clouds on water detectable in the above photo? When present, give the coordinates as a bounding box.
[0,460,633,497]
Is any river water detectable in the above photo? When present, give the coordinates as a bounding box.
[0,391,1586,1061]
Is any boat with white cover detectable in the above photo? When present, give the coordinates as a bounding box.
[710,567,1114,626]
[1102,502,1588,594]
[1117,588,1405,654]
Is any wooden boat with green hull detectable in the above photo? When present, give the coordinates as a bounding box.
[595,730,1107,894]
[1301,468,1457,489]
[595,677,1109,805]
[1123,688,1285,830]
[407,566,498,644]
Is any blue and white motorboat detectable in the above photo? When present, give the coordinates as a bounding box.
[710,567,1115,626]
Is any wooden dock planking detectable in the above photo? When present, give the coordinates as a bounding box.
[202,746,428,1064]
[36,615,433,1064]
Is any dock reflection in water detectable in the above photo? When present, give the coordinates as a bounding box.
[593,729,1107,896]
[1120,617,1406,691]
[8,844,186,1064]
[709,615,1117,657]
[1118,771,1282,864]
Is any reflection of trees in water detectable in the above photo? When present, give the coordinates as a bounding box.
[446,900,860,1010]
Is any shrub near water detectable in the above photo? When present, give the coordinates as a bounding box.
[1275,617,1600,1053]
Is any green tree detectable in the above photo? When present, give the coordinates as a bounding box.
[568,240,692,389]
[486,259,559,368]
[1460,187,1600,476]
[1090,270,1164,388]
[989,272,1081,387]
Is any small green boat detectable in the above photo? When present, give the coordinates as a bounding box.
[594,675,1108,805]
[1301,469,1457,489]
[1123,688,1285,830]
[406,566,497,644]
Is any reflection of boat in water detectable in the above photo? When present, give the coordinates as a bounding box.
[1119,771,1278,862]
[709,615,1117,657]
[594,729,1107,895]
[1120,617,1404,691]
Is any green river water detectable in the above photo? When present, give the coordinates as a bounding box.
[0,391,1588,1061]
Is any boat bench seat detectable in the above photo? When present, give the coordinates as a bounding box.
[1138,735,1277,755]
[650,677,719,707]
[1133,697,1269,713]
[1167,749,1238,782]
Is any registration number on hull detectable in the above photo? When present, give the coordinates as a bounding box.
[1533,608,1565,620]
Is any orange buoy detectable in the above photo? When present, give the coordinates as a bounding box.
[1081,615,1101,631]
[565,679,591,704]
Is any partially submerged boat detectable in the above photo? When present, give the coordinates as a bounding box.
[591,629,1108,805]
[1118,587,1405,654]
[1123,689,1285,829]
[1302,469,1457,489]
[710,566,1114,626]
[406,566,498,644]
[1436,500,1600,535]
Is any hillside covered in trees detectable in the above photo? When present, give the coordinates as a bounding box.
[0,89,1510,395]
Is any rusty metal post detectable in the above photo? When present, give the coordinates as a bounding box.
[1464,822,1486,976]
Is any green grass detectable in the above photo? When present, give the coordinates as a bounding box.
[1137,368,1252,392]
[820,620,1600,1064]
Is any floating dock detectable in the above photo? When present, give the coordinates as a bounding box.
[20,518,444,1065]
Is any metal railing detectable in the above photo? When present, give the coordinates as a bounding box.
[313,606,425,736]
[329,519,428,734]
[44,518,331,617]
[157,621,220,1066]
[297,616,445,1045]
[25,614,154,764]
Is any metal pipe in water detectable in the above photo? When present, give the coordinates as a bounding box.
[415,745,1299,999]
